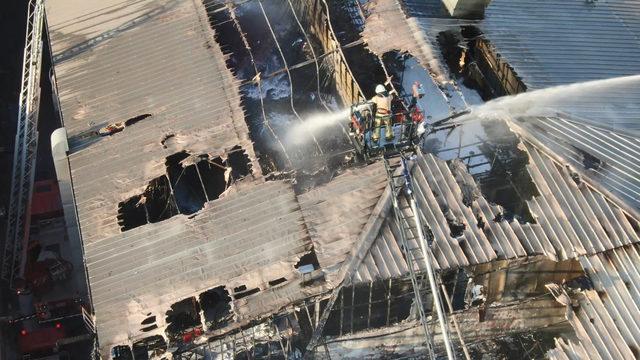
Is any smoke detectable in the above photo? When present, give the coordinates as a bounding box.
[286,108,351,145]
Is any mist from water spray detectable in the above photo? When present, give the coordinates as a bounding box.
[286,75,640,148]
[457,74,640,135]
[287,108,352,145]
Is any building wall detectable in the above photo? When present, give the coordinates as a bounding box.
[291,0,365,106]
[468,38,527,98]
[470,257,583,303]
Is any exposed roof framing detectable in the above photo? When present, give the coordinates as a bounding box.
[360,0,448,82]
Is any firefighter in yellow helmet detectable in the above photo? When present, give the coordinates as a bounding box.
[370,82,396,143]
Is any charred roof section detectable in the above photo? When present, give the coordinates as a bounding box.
[44,0,265,353]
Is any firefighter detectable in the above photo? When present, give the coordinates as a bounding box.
[370,81,396,143]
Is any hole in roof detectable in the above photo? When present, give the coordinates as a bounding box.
[295,249,320,270]
[203,0,356,176]
[195,156,228,203]
[268,277,287,287]
[234,285,247,293]
[165,297,202,342]
[476,214,486,229]
[132,335,166,360]
[442,207,466,238]
[234,287,260,299]
[118,148,238,232]
[98,114,152,136]
[437,29,466,77]
[140,324,158,333]
[160,133,175,148]
[447,216,466,238]
[227,145,252,180]
[577,148,602,170]
[146,176,180,223]
[473,120,539,223]
[141,315,156,325]
[111,345,133,360]
[117,195,147,231]
[439,25,527,100]
[199,286,232,331]
[166,152,208,215]
[117,176,180,232]
[125,113,152,126]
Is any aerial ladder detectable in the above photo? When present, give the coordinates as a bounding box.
[383,149,456,360]
[304,147,457,359]
[1,0,46,288]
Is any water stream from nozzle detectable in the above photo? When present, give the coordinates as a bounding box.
[286,75,640,147]
[287,107,352,145]
[453,74,640,134]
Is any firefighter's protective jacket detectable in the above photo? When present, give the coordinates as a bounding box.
[371,94,392,116]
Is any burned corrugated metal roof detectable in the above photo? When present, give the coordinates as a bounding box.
[298,162,388,283]
[374,141,637,279]
[548,244,640,360]
[87,180,316,350]
[361,0,448,82]
[47,0,258,242]
[510,116,640,216]
[302,127,639,283]
[45,0,325,353]
[353,0,640,284]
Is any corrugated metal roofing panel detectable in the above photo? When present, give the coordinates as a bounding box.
[549,244,640,360]
[352,140,639,281]
[298,162,388,283]
[579,245,640,356]
[482,0,640,89]
[512,117,640,214]
[548,285,633,359]
[87,180,314,351]
[522,141,640,258]
[547,338,593,360]
[44,0,309,353]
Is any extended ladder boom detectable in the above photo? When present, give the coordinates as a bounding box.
[384,156,436,358]
[385,151,456,360]
[304,149,457,359]
[1,0,45,287]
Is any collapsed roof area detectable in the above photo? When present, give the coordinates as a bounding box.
[43,0,640,358]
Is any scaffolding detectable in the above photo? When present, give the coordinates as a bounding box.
[1,0,45,287]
